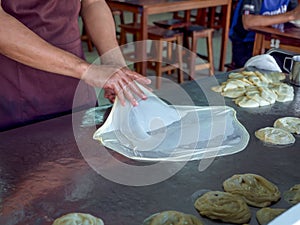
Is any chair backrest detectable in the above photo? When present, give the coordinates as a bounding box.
[266,48,298,73]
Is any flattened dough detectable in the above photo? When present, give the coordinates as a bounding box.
[274,117,300,134]
[194,191,251,224]
[223,173,281,207]
[52,213,104,225]
[211,70,293,108]
[143,210,203,225]
[255,127,295,145]
[283,184,300,205]
[256,207,286,225]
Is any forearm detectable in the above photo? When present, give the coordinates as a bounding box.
[242,11,296,30]
[81,0,126,67]
[0,8,89,80]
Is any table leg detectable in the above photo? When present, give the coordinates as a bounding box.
[219,1,231,72]
[139,11,148,76]
[253,33,264,56]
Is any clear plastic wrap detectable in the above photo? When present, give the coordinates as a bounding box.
[93,84,249,161]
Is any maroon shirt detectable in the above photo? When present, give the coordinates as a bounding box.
[0,0,96,131]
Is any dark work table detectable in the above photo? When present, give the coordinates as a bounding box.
[0,73,300,225]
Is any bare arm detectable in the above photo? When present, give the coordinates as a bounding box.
[0,1,89,79]
[0,0,150,106]
[242,4,300,30]
[81,0,125,66]
[80,0,151,105]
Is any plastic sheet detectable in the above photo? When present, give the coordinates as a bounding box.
[93,84,249,161]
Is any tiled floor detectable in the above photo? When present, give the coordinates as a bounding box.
[81,12,233,83]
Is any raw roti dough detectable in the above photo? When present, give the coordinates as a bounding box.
[283,184,300,205]
[194,191,251,224]
[256,207,286,225]
[52,213,104,225]
[223,173,281,207]
[143,210,203,225]
[211,70,293,108]
[274,117,300,134]
[255,127,295,145]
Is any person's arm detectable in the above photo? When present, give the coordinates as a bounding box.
[0,2,89,79]
[242,4,300,30]
[0,0,150,106]
[80,0,151,106]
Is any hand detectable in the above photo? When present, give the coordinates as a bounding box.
[82,64,151,106]
[293,5,300,20]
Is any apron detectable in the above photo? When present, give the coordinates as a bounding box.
[0,0,96,131]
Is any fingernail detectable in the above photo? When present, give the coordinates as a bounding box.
[133,100,138,106]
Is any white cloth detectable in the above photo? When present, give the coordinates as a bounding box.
[93,84,249,161]
[245,54,282,72]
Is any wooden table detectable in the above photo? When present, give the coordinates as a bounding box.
[1,71,300,225]
[252,23,300,56]
[107,0,232,74]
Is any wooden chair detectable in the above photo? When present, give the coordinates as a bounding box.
[147,26,184,89]
[153,10,215,79]
[184,25,214,79]
[119,22,184,89]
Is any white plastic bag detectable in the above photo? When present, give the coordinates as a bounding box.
[245,54,282,72]
[93,84,249,161]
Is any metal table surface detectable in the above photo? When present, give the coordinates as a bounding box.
[0,73,300,225]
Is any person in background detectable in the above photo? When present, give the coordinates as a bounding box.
[229,0,300,69]
[0,0,151,132]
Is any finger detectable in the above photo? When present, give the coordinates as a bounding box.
[126,79,148,100]
[113,83,126,106]
[123,83,139,106]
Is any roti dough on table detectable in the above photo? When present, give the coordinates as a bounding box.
[255,127,295,145]
[273,117,300,134]
[143,210,203,225]
[52,213,104,225]
[283,184,300,205]
[256,207,286,225]
[194,191,251,224]
[223,173,281,207]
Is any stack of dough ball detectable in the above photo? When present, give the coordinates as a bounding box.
[142,210,203,225]
[223,173,281,207]
[255,127,296,145]
[194,191,251,224]
[283,184,300,205]
[211,71,294,108]
[273,117,300,134]
[52,213,104,225]
[256,207,286,225]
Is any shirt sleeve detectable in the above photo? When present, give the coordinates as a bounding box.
[241,0,262,15]
[288,0,298,11]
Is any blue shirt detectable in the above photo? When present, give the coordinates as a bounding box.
[229,0,298,42]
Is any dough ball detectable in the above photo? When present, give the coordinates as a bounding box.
[143,210,203,225]
[274,117,300,134]
[223,173,281,207]
[283,184,300,205]
[194,191,251,224]
[255,127,295,145]
[256,207,286,225]
[52,213,104,225]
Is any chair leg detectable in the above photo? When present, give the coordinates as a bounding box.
[207,32,214,75]
[155,40,163,89]
[176,36,184,84]
[189,33,198,80]
[119,28,127,46]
